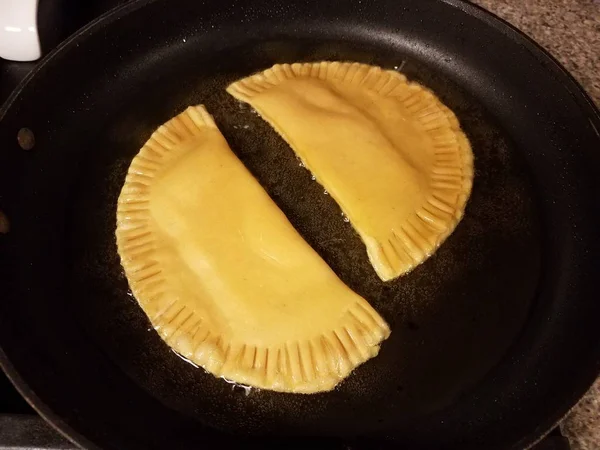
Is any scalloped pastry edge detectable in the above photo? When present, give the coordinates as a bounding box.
[227,62,474,281]
[116,105,390,393]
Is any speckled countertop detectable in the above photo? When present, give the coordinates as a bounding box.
[472,0,599,104]
[471,1,600,449]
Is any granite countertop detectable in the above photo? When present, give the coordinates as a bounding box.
[473,0,599,105]
[471,1,600,449]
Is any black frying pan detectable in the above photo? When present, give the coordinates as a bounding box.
[1,0,599,448]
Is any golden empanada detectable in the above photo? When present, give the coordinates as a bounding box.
[227,62,473,281]
[116,105,390,393]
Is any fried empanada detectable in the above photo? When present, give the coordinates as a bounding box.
[116,105,390,393]
[227,62,473,281]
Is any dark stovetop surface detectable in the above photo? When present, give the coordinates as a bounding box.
[0,0,573,448]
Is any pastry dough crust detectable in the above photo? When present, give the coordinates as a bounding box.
[227,62,473,281]
[116,105,390,393]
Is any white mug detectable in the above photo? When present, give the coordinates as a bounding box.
[0,0,41,61]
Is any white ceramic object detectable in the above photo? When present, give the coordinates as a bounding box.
[0,0,41,61]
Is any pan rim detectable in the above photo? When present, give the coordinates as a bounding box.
[0,2,157,448]
[0,0,153,122]
[0,0,599,448]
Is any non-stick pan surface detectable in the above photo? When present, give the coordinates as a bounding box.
[1,0,599,449]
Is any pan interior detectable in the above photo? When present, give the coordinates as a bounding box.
[60,38,540,438]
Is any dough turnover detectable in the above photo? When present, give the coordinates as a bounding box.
[227,62,474,281]
[116,105,390,393]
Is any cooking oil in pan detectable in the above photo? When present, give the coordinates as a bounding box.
[220,377,254,396]
[172,349,255,396]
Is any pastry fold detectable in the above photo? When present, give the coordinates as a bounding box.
[116,105,390,393]
[228,62,473,281]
